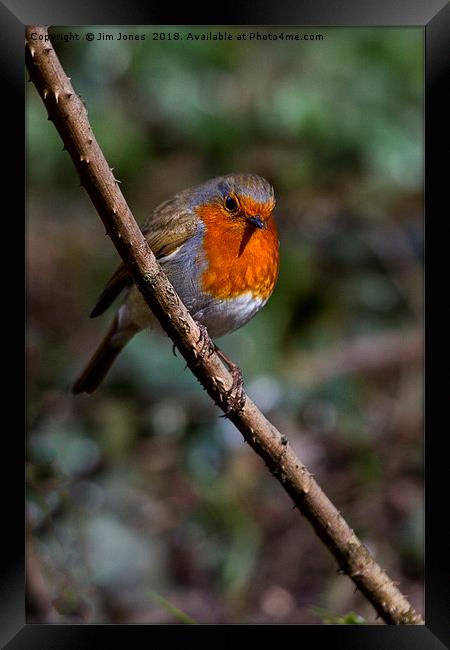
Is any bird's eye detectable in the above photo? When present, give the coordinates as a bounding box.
[224,195,238,212]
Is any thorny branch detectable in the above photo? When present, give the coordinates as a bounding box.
[26,25,423,625]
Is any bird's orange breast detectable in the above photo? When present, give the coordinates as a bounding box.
[196,204,279,301]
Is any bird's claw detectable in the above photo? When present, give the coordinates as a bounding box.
[214,347,246,414]
[195,322,215,361]
[222,365,246,414]
[194,324,246,414]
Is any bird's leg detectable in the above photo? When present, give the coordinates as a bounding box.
[214,347,246,414]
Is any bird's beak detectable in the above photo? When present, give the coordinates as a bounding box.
[246,215,265,230]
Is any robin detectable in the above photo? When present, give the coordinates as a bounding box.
[72,173,279,401]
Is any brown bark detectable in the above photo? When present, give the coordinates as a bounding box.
[26,26,423,625]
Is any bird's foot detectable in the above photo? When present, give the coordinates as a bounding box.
[193,323,245,413]
[215,348,246,414]
[195,322,215,361]
[225,365,246,414]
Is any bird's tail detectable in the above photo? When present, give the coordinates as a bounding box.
[72,317,137,395]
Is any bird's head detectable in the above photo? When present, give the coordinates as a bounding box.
[192,173,276,233]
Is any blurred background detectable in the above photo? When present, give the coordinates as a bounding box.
[26,26,423,624]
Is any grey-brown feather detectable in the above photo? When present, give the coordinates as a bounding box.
[90,264,131,318]
[90,191,200,318]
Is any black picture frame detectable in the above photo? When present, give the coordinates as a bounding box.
[5,0,448,647]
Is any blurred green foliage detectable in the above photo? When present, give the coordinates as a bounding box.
[311,607,366,624]
[27,26,423,623]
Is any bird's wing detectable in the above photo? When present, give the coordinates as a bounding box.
[90,264,131,318]
[141,195,199,259]
[90,196,199,318]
